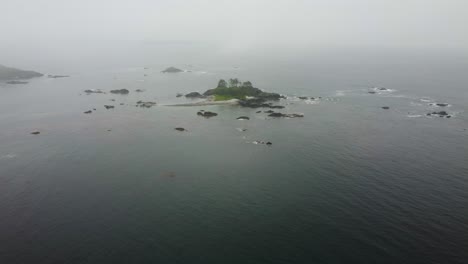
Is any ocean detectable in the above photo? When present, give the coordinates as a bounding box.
[1,53,467,263]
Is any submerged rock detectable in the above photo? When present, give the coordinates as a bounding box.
[382,106,390,110]
[298,96,308,100]
[252,140,273,146]
[176,93,184,97]
[237,116,250,120]
[175,127,186,132]
[268,112,283,117]
[84,110,92,114]
[104,105,114,109]
[368,91,376,94]
[269,105,285,109]
[110,89,129,94]
[268,112,304,118]
[428,111,450,117]
[135,89,144,92]
[30,131,40,135]
[435,103,449,107]
[264,110,275,113]
[197,110,218,118]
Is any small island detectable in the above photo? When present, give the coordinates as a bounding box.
[204,79,281,101]
[162,67,183,73]
[170,79,283,108]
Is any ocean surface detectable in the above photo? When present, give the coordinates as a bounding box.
[1,55,467,264]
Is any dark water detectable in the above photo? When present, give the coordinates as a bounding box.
[1,55,467,263]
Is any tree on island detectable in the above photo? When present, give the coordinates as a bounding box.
[229,78,240,88]
[242,81,253,88]
[217,79,228,88]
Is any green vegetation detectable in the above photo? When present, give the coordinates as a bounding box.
[214,94,245,101]
[204,78,279,101]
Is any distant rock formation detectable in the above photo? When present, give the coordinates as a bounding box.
[6,80,28,84]
[0,65,43,80]
[47,75,69,78]
[162,67,183,73]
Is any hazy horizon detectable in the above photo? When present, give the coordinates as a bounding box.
[2,0,468,72]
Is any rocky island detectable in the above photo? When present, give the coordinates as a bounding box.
[169,79,283,108]
[0,65,43,81]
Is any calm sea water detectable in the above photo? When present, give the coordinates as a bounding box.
[1,54,467,263]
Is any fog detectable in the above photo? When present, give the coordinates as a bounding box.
[1,0,467,71]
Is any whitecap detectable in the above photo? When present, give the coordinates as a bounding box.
[305,99,319,105]
[335,90,346,96]
[420,98,433,103]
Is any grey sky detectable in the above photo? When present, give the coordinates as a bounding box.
[1,0,467,69]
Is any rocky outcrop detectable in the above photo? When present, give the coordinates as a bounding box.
[185,92,205,98]
[104,105,114,109]
[238,98,284,109]
[136,101,157,108]
[197,110,218,118]
[84,110,92,114]
[175,127,186,132]
[84,89,105,94]
[428,111,451,118]
[110,89,129,94]
[30,131,40,135]
[237,116,250,120]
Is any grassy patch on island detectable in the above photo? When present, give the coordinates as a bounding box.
[214,94,245,101]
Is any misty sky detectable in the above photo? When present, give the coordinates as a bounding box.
[1,0,467,70]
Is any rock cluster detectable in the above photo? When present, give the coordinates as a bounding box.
[110,89,129,94]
